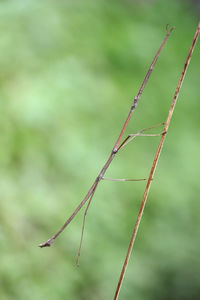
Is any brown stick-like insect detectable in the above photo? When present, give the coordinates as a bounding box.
[39,25,174,250]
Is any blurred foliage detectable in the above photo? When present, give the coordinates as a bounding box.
[0,0,200,299]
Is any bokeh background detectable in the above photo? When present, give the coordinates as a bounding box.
[0,0,200,299]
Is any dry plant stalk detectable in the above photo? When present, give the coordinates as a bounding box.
[114,21,200,299]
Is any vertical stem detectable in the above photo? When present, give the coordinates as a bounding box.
[114,21,200,300]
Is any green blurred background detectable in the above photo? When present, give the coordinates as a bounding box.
[0,0,199,299]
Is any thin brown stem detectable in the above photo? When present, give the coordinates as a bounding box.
[39,25,174,249]
[114,21,200,300]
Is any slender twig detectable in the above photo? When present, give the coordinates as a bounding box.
[39,25,174,249]
[114,21,200,300]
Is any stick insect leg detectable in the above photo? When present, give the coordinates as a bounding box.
[76,184,98,266]
[118,122,166,151]
[102,177,147,182]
